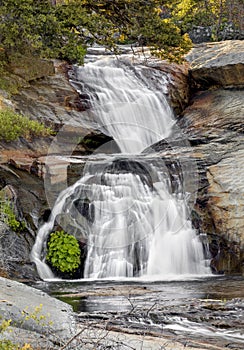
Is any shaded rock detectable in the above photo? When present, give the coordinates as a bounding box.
[0,166,48,226]
[186,40,244,88]
[209,233,242,274]
[0,222,37,280]
[178,89,244,144]
[189,24,244,44]
[0,183,40,280]
[8,157,39,174]
[0,166,49,279]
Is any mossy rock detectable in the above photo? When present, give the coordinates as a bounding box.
[9,54,54,82]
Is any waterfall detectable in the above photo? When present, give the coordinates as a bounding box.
[69,58,175,154]
[31,55,211,279]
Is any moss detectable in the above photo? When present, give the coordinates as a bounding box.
[8,53,54,82]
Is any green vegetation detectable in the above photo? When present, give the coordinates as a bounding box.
[0,0,190,64]
[0,318,33,349]
[0,304,52,350]
[46,230,81,273]
[0,69,23,95]
[0,198,25,232]
[169,0,243,39]
[0,1,242,66]
[0,109,52,142]
[21,303,53,327]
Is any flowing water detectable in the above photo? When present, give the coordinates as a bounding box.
[32,276,244,349]
[31,53,211,280]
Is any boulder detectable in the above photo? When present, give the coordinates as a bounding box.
[186,40,244,88]
[0,277,76,348]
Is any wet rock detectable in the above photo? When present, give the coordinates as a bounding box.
[150,62,190,115]
[103,158,154,189]
[59,278,244,350]
[139,60,190,115]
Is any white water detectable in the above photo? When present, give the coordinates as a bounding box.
[31,56,211,279]
[70,58,174,154]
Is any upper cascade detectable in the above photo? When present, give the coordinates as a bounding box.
[69,57,175,154]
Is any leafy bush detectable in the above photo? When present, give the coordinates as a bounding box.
[0,109,52,142]
[46,231,81,273]
[0,199,25,232]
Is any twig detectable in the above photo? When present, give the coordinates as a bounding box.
[59,326,88,350]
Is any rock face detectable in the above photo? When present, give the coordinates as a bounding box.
[181,40,244,274]
[142,60,190,115]
[0,168,49,280]
[0,277,76,348]
[186,40,244,88]
[0,58,111,280]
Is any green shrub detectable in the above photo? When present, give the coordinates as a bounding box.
[46,231,81,273]
[0,200,25,232]
[0,108,52,142]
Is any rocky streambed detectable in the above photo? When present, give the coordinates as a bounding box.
[30,276,244,350]
[0,275,243,349]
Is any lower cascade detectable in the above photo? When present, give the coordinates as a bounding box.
[31,55,211,279]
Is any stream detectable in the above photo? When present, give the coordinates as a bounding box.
[32,275,244,349]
